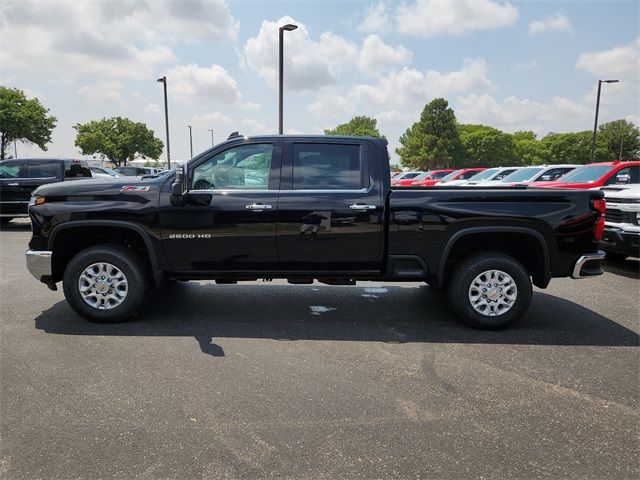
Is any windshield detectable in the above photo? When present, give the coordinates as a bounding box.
[430,170,452,179]
[502,167,545,182]
[439,169,463,182]
[556,165,614,183]
[467,168,499,181]
[399,172,421,180]
[412,172,431,181]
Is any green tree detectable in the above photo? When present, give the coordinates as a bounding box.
[324,116,384,138]
[513,139,551,165]
[541,131,603,164]
[597,119,640,161]
[0,86,57,160]
[74,117,163,167]
[396,98,464,170]
[458,124,517,167]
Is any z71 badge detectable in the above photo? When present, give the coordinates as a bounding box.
[121,185,151,191]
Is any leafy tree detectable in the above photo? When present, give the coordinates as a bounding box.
[597,119,640,161]
[458,124,517,167]
[513,139,551,165]
[74,117,163,167]
[511,131,537,142]
[324,116,384,138]
[541,131,602,164]
[0,86,57,160]
[396,98,464,170]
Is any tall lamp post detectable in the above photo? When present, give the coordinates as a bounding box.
[157,76,171,169]
[590,79,618,162]
[188,125,193,158]
[207,129,214,147]
[279,23,298,135]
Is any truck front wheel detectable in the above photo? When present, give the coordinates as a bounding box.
[447,252,532,330]
[63,244,150,323]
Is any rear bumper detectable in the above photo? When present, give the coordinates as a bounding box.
[571,251,605,279]
[601,227,640,257]
[26,250,52,282]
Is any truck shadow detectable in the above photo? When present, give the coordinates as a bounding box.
[602,257,640,280]
[34,283,639,357]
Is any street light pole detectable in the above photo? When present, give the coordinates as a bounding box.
[207,129,214,147]
[590,79,619,162]
[157,76,171,169]
[279,23,298,135]
[188,125,193,158]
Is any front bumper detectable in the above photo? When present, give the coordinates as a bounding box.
[571,251,606,279]
[601,227,640,257]
[26,250,52,282]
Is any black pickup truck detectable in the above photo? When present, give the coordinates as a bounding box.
[26,135,606,329]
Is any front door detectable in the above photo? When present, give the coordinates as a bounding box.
[276,140,385,274]
[160,141,282,273]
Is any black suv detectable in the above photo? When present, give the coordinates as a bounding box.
[0,158,91,223]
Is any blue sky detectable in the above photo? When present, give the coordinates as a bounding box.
[1,0,638,164]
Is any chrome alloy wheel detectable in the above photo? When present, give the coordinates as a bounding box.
[78,262,128,310]
[468,269,517,317]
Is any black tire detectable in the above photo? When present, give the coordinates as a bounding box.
[604,251,628,262]
[63,244,150,323]
[447,252,532,330]
[0,217,13,224]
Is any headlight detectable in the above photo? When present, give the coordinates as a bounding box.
[29,195,45,206]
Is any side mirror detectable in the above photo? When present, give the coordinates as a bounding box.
[615,173,630,184]
[170,165,188,207]
[171,165,188,196]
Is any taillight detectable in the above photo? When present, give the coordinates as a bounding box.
[592,198,606,241]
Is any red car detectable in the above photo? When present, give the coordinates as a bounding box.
[408,169,456,186]
[422,167,486,187]
[535,161,640,189]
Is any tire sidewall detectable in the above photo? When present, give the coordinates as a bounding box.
[449,254,532,330]
[63,246,148,323]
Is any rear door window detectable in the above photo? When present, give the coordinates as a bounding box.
[292,143,364,190]
[25,161,60,178]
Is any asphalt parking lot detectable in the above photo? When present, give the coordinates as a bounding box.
[1,218,638,479]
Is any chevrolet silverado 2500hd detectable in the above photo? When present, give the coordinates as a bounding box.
[26,135,606,329]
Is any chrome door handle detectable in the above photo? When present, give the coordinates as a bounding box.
[245,203,273,211]
[349,204,377,211]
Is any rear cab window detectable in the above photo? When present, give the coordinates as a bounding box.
[63,161,91,179]
[291,143,367,190]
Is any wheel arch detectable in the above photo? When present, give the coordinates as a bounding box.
[48,220,164,285]
[435,226,551,289]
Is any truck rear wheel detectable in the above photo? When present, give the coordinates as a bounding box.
[63,244,150,323]
[447,252,532,330]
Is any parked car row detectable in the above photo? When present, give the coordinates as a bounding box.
[391,161,640,189]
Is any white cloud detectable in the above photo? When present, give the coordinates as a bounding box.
[529,12,574,35]
[0,0,237,79]
[357,35,412,76]
[515,60,538,70]
[241,118,267,135]
[393,0,518,38]
[576,38,640,76]
[79,81,125,105]
[456,93,592,134]
[167,64,242,105]
[193,112,234,126]
[144,103,161,115]
[358,2,390,33]
[350,58,492,110]
[241,16,358,91]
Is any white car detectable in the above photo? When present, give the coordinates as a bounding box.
[600,184,640,260]
[448,167,522,186]
[473,165,577,187]
[89,166,123,179]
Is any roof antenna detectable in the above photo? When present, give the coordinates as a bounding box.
[227,131,242,140]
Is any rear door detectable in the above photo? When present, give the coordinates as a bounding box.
[276,140,384,273]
